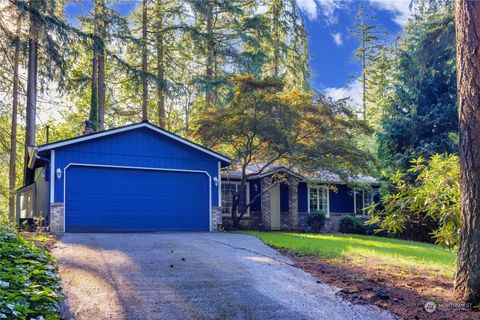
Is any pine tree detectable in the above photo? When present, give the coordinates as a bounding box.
[377,5,457,176]
[454,0,480,305]
[351,5,385,121]
[141,0,149,120]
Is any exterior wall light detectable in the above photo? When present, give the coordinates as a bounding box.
[213,177,219,186]
[56,168,62,180]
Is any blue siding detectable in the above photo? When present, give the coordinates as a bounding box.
[249,178,261,212]
[280,183,289,212]
[330,184,355,213]
[298,182,308,212]
[65,166,209,232]
[53,127,220,205]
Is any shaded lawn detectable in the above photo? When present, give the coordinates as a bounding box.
[245,232,456,278]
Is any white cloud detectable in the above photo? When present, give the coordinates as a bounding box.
[296,0,318,20]
[317,0,340,24]
[369,0,412,26]
[331,32,343,45]
[324,78,362,109]
[296,0,340,23]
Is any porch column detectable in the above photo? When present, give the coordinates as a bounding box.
[261,177,272,229]
[288,181,299,230]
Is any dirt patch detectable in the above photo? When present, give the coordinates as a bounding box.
[20,232,59,251]
[285,252,480,320]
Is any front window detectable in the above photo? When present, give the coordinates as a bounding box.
[221,182,249,216]
[354,187,375,216]
[308,185,329,216]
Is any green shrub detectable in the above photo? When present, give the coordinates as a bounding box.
[368,154,460,249]
[305,211,326,232]
[0,227,61,319]
[339,215,365,234]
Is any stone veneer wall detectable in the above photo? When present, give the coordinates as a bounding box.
[211,206,222,231]
[260,177,272,229]
[221,211,263,230]
[50,203,65,233]
[287,181,299,230]
[298,211,308,230]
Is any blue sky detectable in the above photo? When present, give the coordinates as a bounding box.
[297,0,411,107]
[64,0,412,108]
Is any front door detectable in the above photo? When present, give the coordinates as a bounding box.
[270,185,281,230]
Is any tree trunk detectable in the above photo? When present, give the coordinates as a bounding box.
[97,0,106,131]
[454,0,480,305]
[205,2,214,109]
[272,0,280,78]
[141,0,148,121]
[9,17,21,219]
[24,6,38,185]
[362,37,367,121]
[156,0,165,127]
[90,0,99,130]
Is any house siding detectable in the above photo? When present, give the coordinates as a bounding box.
[249,178,261,212]
[280,183,289,212]
[298,182,308,212]
[34,167,49,221]
[52,127,220,206]
[330,184,355,214]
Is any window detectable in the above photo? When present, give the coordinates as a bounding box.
[221,182,250,216]
[354,188,375,216]
[308,185,329,216]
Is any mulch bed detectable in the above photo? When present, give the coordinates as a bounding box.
[284,251,480,320]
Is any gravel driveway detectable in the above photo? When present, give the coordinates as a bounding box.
[52,233,397,320]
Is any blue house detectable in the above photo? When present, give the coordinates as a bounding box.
[221,165,379,231]
[17,121,378,233]
[17,121,230,233]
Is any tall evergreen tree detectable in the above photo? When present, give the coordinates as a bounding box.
[141,0,149,120]
[376,5,457,176]
[454,0,480,306]
[351,5,385,121]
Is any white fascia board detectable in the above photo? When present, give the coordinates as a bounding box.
[37,123,231,164]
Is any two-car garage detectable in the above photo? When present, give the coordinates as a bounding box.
[28,121,230,233]
[65,165,210,232]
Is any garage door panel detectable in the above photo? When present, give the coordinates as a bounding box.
[65,166,209,232]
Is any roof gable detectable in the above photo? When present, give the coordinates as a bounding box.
[37,122,230,164]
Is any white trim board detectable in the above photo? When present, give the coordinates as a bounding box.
[50,150,55,204]
[38,122,231,163]
[62,163,213,232]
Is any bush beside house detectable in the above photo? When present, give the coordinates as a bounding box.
[0,228,61,319]
[305,211,326,233]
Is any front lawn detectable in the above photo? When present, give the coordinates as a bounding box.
[245,232,475,319]
[246,231,455,277]
[0,228,61,319]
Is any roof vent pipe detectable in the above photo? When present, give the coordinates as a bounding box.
[83,120,95,135]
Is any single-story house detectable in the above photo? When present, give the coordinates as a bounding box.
[220,164,380,231]
[16,121,379,233]
[17,120,230,233]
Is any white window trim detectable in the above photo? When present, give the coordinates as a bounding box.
[221,181,250,217]
[307,184,330,217]
[354,187,374,216]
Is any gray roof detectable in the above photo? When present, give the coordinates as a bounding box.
[222,163,379,185]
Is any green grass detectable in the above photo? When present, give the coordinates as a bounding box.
[245,231,456,277]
